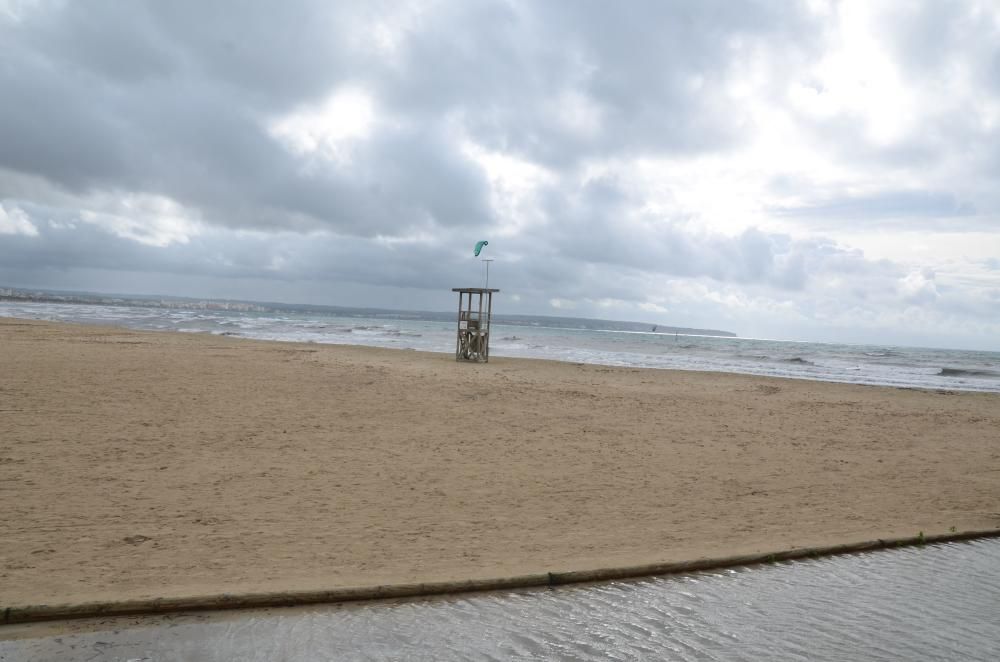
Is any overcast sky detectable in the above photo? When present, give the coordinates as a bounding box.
[1,1,999,348]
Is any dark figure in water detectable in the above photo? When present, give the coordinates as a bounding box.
[652,325,657,332]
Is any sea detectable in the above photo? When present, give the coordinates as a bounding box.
[2,300,999,393]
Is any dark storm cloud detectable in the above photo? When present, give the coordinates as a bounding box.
[0,199,469,289]
[516,176,886,292]
[2,193,886,303]
[0,0,823,237]
[0,0,496,234]
[375,0,823,165]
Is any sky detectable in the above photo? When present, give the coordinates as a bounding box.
[1,1,999,349]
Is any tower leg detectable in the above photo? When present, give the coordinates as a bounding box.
[455,292,463,360]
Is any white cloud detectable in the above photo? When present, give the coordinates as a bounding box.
[638,301,669,314]
[268,86,378,165]
[549,298,576,310]
[0,202,38,236]
[551,89,604,139]
[461,140,555,237]
[78,194,202,247]
[898,268,939,304]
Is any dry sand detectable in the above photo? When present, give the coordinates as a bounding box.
[1,317,999,610]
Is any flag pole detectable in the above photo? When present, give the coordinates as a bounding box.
[482,259,494,289]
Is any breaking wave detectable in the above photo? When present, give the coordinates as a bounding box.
[937,368,1000,378]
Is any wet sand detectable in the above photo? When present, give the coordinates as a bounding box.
[5,539,999,660]
[2,317,999,611]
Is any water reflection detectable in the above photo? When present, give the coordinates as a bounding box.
[3,539,999,661]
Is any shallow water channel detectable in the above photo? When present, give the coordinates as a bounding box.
[3,538,999,661]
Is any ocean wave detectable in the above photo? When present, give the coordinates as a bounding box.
[864,350,902,358]
[781,357,815,365]
[937,368,1000,378]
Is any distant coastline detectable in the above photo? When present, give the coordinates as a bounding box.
[0,286,738,338]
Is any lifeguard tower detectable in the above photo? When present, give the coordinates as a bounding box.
[453,287,498,362]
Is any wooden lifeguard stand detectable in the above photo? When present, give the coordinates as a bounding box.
[453,287,498,362]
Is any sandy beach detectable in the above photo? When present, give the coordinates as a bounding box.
[2,317,999,611]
